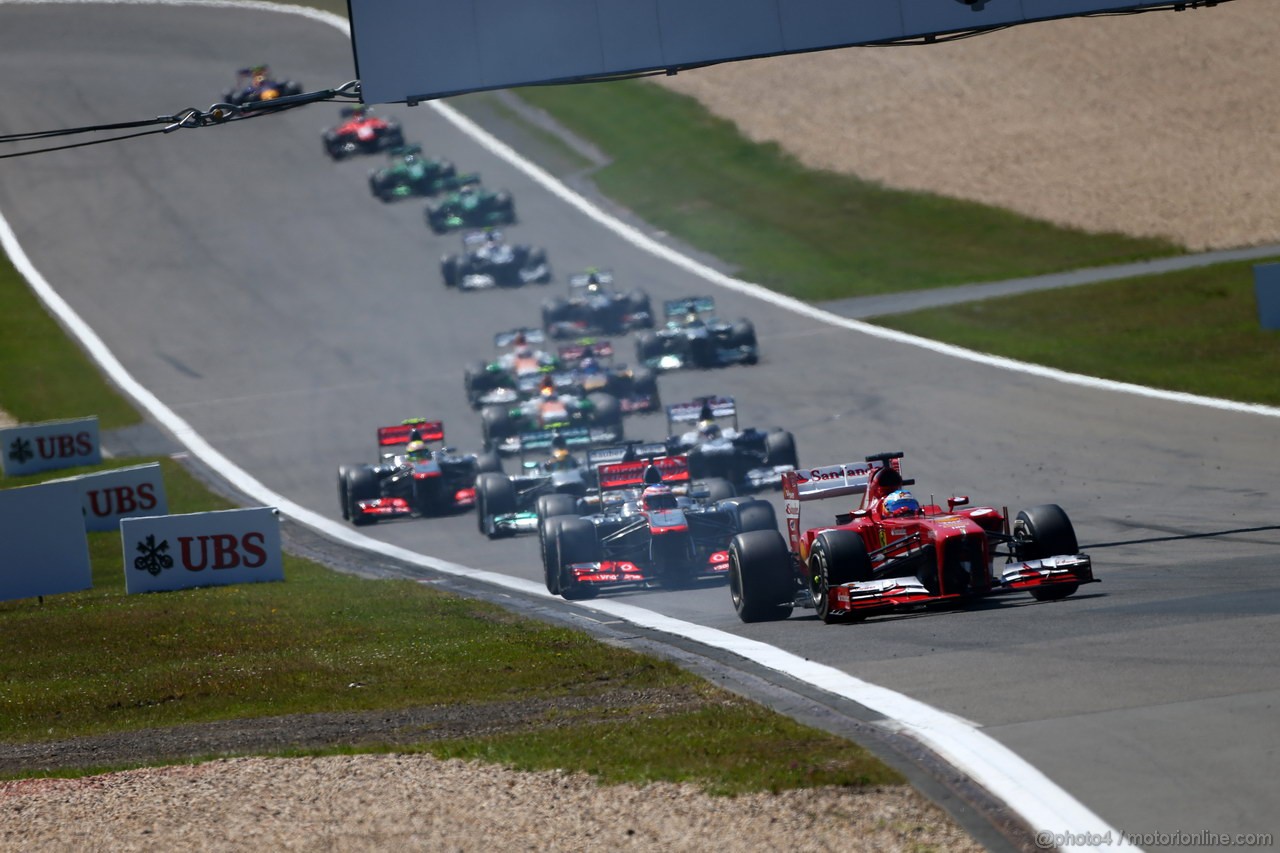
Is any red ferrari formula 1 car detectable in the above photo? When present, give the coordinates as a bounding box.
[727,451,1097,623]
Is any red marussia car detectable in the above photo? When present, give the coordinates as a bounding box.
[323,106,405,160]
[727,451,1097,623]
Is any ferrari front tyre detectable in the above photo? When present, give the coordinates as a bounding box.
[728,530,794,623]
[1014,504,1079,560]
[556,518,600,600]
[1015,504,1081,601]
[809,531,872,624]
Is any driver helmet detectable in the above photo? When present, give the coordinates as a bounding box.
[697,418,721,439]
[405,440,431,463]
[641,484,677,511]
[579,356,599,374]
[547,436,575,470]
[515,345,534,359]
[882,490,921,517]
[539,376,556,397]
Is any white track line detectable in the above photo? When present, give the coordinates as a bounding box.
[20,1,1258,848]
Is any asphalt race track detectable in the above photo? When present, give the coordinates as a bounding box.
[3,4,1279,850]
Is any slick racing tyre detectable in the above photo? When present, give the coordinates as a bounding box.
[808,530,872,624]
[555,518,600,601]
[1015,504,1081,601]
[728,530,794,623]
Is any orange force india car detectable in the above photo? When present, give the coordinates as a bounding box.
[726,451,1097,623]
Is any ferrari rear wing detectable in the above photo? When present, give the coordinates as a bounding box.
[781,454,904,553]
[377,419,445,456]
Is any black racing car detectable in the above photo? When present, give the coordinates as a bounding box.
[474,431,594,539]
[337,419,501,525]
[664,396,798,491]
[554,339,660,415]
[425,182,516,234]
[539,451,777,599]
[634,297,759,371]
[479,381,624,456]
[441,230,550,289]
[540,269,653,338]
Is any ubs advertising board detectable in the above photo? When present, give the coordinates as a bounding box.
[0,415,101,476]
[121,507,283,594]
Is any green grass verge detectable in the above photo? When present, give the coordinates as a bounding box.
[0,458,898,791]
[876,259,1280,406]
[0,261,138,430]
[513,79,1179,299]
[506,79,1280,406]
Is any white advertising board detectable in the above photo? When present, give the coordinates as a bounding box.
[0,415,101,477]
[49,463,169,532]
[121,507,283,594]
[0,479,92,602]
[348,1,1225,105]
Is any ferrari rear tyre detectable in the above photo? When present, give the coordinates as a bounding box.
[728,530,794,623]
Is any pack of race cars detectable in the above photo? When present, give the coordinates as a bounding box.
[303,77,1098,621]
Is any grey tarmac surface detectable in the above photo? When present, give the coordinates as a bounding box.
[2,5,1279,851]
